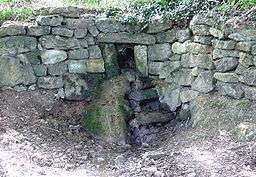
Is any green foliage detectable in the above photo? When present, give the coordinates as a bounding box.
[224,0,256,8]
[0,7,33,22]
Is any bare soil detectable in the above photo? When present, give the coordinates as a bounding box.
[0,90,255,177]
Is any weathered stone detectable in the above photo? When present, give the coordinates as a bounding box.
[36,15,63,26]
[214,57,239,72]
[180,89,199,103]
[252,44,256,55]
[216,82,244,99]
[190,13,216,27]
[155,82,181,111]
[88,45,102,59]
[33,65,47,77]
[236,42,255,52]
[188,42,211,54]
[41,50,67,64]
[82,75,132,145]
[96,18,127,33]
[97,32,156,45]
[155,29,177,43]
[0,54,36,87]
[191,94,256,133]
[240,68,256,86]
[189,54,213,69]
[214,73,239,83]
[148,62,164,75]
[63,74,89,100]
[68,49,89,60]
[213,40,236,50]
[166,69,193,86]
[170,54,181,61]
[239,52,254,68]
[180,54,190,68]
[101,44,119,78]
[85,59,105,73]
[172,41,189,54]
[147,21,172,34]
[228,30,256,41]
[235,64,247,75]
[39,35,80,50]
[135,112,172,125]
[192,71,214,93]
[243,86,256,101]
[88,25,99,37]
[52,27,74,37]
[134,45,148,76]
[193,36,212,45]
[42,7,87,18]
[176,29,191,42]
[191,25,210,36]
[37,76,64,89]
[213,49,239,59]
[63,18,93,29]
[209,27,224,39]
[24,50,41,65]
[148,43,171,61]
[78,39,89,48]
[233,122,256,142]
[0,22,26,37]
[27,25,51,36]
[191,67,203,77]
[0,36,37,54]
[68,60,87,74]
[48,63,68,75]
[74,28,87,38]
[159,61,181,79]
[85,36,95,45]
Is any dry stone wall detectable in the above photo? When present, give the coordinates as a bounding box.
[1,8,256,112]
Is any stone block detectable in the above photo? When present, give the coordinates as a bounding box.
[52,27,74,37]
[27,25,51,36]
[214,57,238,72]
[148,43,172,61]
[68,49,89,60]
[214,73,239,83]
[36,15,63,26]
[134,45,148,76]
[41,50,67,64]
[48,63,68,76]
[37,76,64,89]
[192,71,214,93]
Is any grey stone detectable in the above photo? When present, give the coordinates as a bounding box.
[135,112,172,125]
[63,74,88,100]
[192,71,214,93]
[166,69,193,86]
[0,54,36,87]
[188,42,211,54]
[97,32,156,45]
[240,69,256,86]
[159,61,181,79]
[180,54,190,68]
[52,27,74,37]
[68,49,89,60]
[209,27,224,39]
[180,89,199,103]
[155,29,177,43]
[228,30,256,41]
[74,28,87,38]
[68,60,87,73]
[239,52,254,68]
[33,64,47,76]
[36,15,63,26]
[88,25,99,37]
[27,25,50,36]
[235,64,247,75]
[88,45,102,59]
[148,62,164,75]
[216,82,244,99]
[85,36,95,45]
[39,35,80,50]
[24,50,41,65]
[193,36,212,45]
[191,25,210,36]
[176,29,191,42]
[148,43,171,61]
[0,36,37,54]
[189,54,213,69]
[78,39,89,48]
[252,45,256,55]
[233,122,256,142]
[37,76,64,89]
[134,45,148,76]
[214,73,239,83]
[41,50,67,64]
[85,59,105,73]
[236,42,255,52]
[214,57,239,72]
[172,41,189,54]
[170,54,181,61]
[213,49,239,59]
[147,21,172,33]
[14,85,27,92]
[95,18,126,33]
[63,18,93,29]
[213,40,236,50]
[48,63,68,75]
[0,22,26,37]
[191,67,203,77]
[243,86,256,101]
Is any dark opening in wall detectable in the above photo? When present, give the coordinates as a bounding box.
[117,45,136,70]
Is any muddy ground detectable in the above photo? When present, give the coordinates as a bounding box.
[0,90,255,177]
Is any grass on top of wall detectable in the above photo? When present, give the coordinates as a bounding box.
[0,7,33,22]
